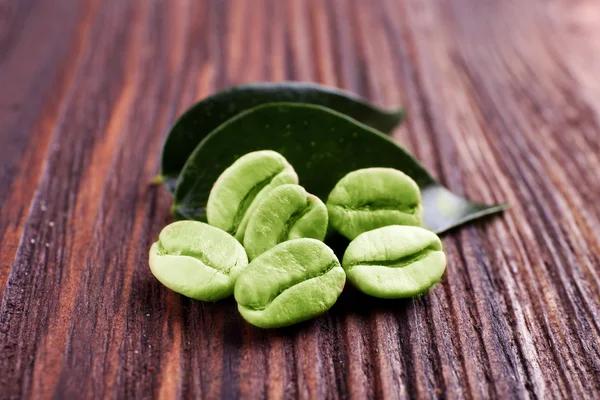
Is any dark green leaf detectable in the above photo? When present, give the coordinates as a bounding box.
[160,82,404,191]
[173,103,508,235]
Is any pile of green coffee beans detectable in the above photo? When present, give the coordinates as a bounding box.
[149,150,447,328]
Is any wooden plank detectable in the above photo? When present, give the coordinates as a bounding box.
[0,0,599,398]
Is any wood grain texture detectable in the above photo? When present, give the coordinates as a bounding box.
[1,0,599,398]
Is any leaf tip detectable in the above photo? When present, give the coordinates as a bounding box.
[392,107,405,121]
[151,174,164,185]
[493,202,511,212]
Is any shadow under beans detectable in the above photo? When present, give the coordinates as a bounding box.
[324,230,351,260]
[137,254,417,343]
[330,285,415,317]
[136,273,417,340]
[216,285,417,342]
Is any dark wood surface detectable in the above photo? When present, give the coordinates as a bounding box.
[1,0,600,398]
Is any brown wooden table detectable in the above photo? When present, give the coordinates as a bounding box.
[1,0,599,398]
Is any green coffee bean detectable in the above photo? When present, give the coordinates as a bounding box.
[234,238,345,328]
[207,150,298,241]
[243,184,328,260]
[149,221,248,301]
[342,225,446,298]
[326,167,423,240]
